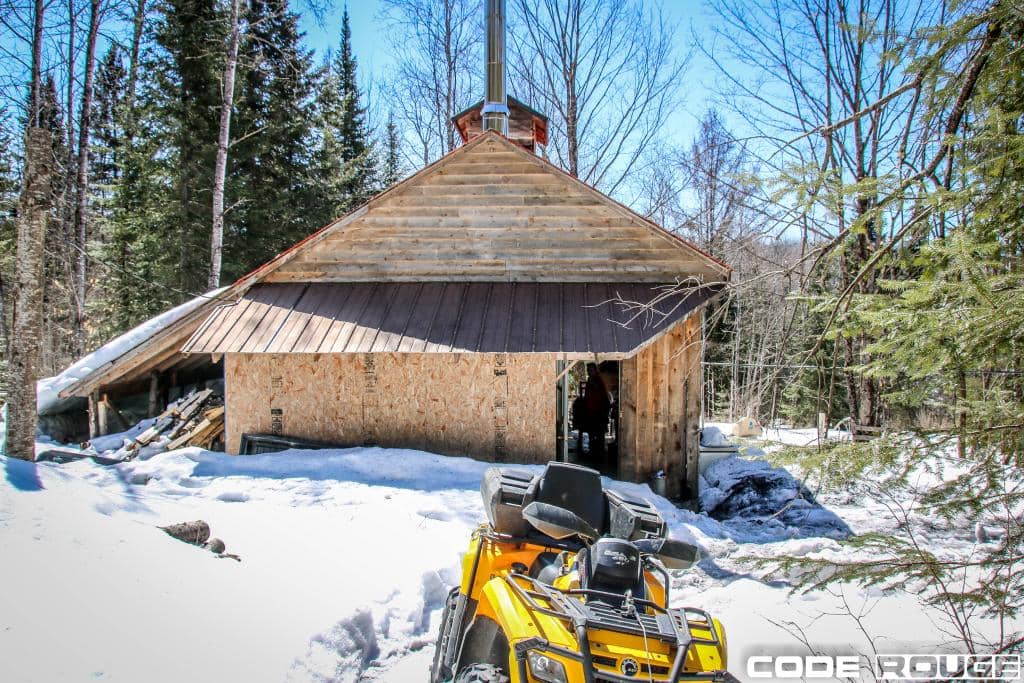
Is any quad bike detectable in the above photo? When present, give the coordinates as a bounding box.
[431,461,737,683]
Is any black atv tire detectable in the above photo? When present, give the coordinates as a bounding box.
[454,663,510,683]
[430,587,461,683]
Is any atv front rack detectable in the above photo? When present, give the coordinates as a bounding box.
[506,573,729,683]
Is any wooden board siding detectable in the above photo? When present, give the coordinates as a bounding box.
[224,352,556,462]
[266,135,726,284]
[618,314,702,500]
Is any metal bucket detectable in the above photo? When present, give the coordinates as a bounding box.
[649,471,667,497]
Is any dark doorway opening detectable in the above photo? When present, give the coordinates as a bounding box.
[556,359,620,477]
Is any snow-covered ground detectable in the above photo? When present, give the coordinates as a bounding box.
[0,428,1011,682]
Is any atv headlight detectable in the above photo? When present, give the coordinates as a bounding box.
[527,651,567,683]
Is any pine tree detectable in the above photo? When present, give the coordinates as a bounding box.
[315,7,376,218]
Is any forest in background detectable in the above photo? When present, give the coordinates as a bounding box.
[2,0,1022,645]
[0,0,1021,440]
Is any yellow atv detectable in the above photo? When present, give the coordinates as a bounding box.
[431,462,736,683]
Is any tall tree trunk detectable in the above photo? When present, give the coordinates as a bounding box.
[72,0,102,356]
[62,0,78,364]
[126,0,147,107]
[28,0,44,127]
[209,0,241,291]
[7,128,53,459]
[443,0,455,153]
[5,0,51,460]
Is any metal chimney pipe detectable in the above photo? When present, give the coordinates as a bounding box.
[482,0,509,135]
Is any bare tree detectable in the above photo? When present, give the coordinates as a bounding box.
[705,0,942,426]
[507,0,688,197]
[208,0,242,290]
[70,0,102,354]
[380,0,482,168]
[6,0,53,460]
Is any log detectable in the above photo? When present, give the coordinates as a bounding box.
[160,520,210,546]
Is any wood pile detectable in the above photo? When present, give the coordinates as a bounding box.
[119,389,225,459]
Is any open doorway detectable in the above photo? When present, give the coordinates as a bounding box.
[556,359,620,477]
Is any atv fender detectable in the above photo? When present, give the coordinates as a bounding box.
[456,616,509,673]
[457,577,538,678]
[472,576,539,644]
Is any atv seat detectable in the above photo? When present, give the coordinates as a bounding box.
[525,462,606,536]
[481,461,666,542]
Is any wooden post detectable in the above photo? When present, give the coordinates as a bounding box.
[101,394,130,432]
[148,372,161,417]
[97,392,110,436]
[683,318,703,509]
[618,356,637,481]
[88,391,100,439]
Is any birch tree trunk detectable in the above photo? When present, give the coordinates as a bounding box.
[209,0,241,291]
[72,0,103,355]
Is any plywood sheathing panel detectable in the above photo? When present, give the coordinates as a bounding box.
[224,352,555,463]
[618,314,702,499]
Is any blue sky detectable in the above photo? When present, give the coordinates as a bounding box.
[297,0,728,148]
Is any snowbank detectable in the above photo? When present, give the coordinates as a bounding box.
[1,443,1012,682]
[36,288,226,415]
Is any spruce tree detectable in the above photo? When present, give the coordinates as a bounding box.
[90,46,127,220]
[224,0,318,281]
[315,7,376,218]
[151,0,227,297]
[383,112,401,187]
[769,3,1024,650]
[0,117,21,364]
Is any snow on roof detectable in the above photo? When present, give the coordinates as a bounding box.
[37,288,227,415]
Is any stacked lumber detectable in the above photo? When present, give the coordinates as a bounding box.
[119,389,224,460]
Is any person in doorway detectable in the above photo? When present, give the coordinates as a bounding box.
[583,362,611,458]
[571,384,586,454]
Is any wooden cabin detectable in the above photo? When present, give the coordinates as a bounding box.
[178,128,729,499]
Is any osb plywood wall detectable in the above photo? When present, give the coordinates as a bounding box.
[618,315,702,499]
[224,352,556,462]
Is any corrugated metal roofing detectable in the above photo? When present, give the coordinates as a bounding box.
[183,282,722,356]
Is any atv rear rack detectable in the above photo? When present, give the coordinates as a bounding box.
[506,573,728,683]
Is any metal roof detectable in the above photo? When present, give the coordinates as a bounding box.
[183,282,722,357]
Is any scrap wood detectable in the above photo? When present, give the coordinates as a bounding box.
[165,406,225,451]
[120,389,218,459]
